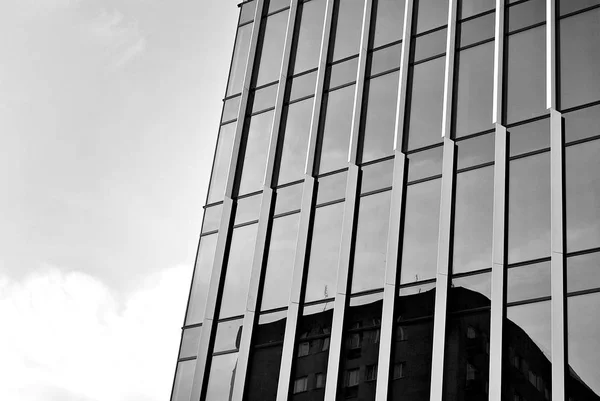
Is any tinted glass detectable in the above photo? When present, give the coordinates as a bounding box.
[559,0,600,15]
[292,0,327,74]
[564,104,600,144]
[453,166,493,274]
[234,193,262,225]
[213,318,244,353]
[412,28,447,62]
[457,12,495,47]
[456,133,494,170]
[506,0,545,33]
[260,213,300,311]
[288,71,317,101]
[316,171,348,204]
[326,57,359,88]
[254,10,289,86]
[371,0,405,48]
[171,360,195,401]
[567,252,600,294]
[508,117,550,157]
[277,98,313,185]
[268,0,290,12]
[330,0,365,62]
[239,1,257,25]
[454,42,494,138]
[305,202,344,302]
[360,71,399,163]
[407,146,443,182]
[507,152,550,263]
[360,159,394,194]
[414,0,449,33]
[405,56,445,150]
[222,96,240,122]
[202,204,223,233]
[251,83,278,113]
[207,122,236,204]
[400,178,441,284]
[205,353,239,400]
[179,326,202,359]
[317,85,355,174]
[185,234,218,325]
[368,43,401,76]
[351,190,392,293]
[450,272,491,310]
[505,25,545,124]
[227,24,253,96]
[238,110,274,195]
[507,262,551,303]
[559,8,600,110]
[459,0,495,19]
[274,183,304,215]
[219,224,258,318]
[565,139,600,252]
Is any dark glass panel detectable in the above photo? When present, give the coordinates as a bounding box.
[507,261,551,303]
[505,25,546,124]
[457,12,495,48]
[256,310,287,345]
[412,28,447,62]
[171,360,195,401]
[179,326,202,359]
[202,204,222,233]
[502,301,552,400]
[450,273,491,311]
[305,202,344,303]
[234,193,262,225]
[317,85,355,174]
[567,293,600,399]
[254,10,289,87]
[260,213,300,311]
[508,117,550,157]
[559,0,600,15]
[292,0,326,74]
[222,96,240,122]
[227,24,253,96]
[454,42,494,138]
[268,0,290,12]
[405,56,445,150]
[506,0,545,33]
[566,139,600,252]
[453,166,493,274]
[277,98,312,185]
[288,71,317,101]
[207,122,236,204]
[205,353,239,400]
[459,0,495,19]
[185,234,218,326]
[240,1,257,25]
[559,8,600,110]
[213,318,244,353]
[316,170,347,204]
[361,71,399,163]
[368,43,401,76]
[407,146,443,182]
[507,152,551,264]
[456,133,494,170]
[399,280,436,296]
[400,178,441,285]
[371,0,405,48]
[251,83,278,113]
[238,110,274,196]
[338,294,383,400]
[274,183,303,215]
[330,0,365,62]
[351,191,392,293]
[219,224,258,318]
[360,158,394,194]
[564,104,600,144]
[291,303,334,401]
[414,0,449,34]
[326,56,359,88]
[567,252,600,294]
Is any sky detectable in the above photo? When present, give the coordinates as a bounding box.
[0,0,239,399]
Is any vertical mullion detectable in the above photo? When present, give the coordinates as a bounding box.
[492,0,505,125]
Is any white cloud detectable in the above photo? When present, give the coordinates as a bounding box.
[0,265,191,401]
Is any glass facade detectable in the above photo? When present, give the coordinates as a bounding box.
[171,0,600,400]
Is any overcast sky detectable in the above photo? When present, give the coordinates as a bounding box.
[0,1,238,399]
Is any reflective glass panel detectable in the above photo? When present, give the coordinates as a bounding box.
[222,96,240,122]
[457,12,495,48]
[171,360,195,401]
[326,57,359,88]
[213,318,244,353]
[240,1,257,25]
[277,98,313,185]
[360,71,399,163]
[288,71,317,101]
[507,262,551,303]
[202,204,222,233]
[292,0,326,74]
[305,202,344,302]
[207,122,236,204]
[219,224,258,318]
[227,24,253,96]
[316,171,347,204]
[185,234,218,325]
[268,0,290,13]
[371,0,405,48]
[414,0,449,33]
[254,10,289,86]
[351,190,392,293]
[251,83,278,113]
[205,353,239,400]
[459,0,495,19]
[234,193,262,225]
[360,159,394,194]
[559,0,600,15]
[508,117,550,157]
[412,28,447,62]
[274,183,304,215]
[179,326,202,359]
[238,110,274,195]
[368,43,401,76]
[456,133,494,170]
[507,0,545,33]
[567,252,600,294]
[564,104,600,144]
[330,0,365,62]
[450,273,491,311]
[407,146,443,182]
[507,152,551,264]
[400,178,441,284]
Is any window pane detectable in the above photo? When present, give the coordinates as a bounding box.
[292,0,326,74]
[268,0,290,13]
[202,204,222,233]
[171,360,195,401]
[559,8,600,110]
[352,190,392,293]
[219,224,258,318]
[368,43,401,76]
[227,24,253,96]
[567,252,600,294]
[507,152,551,264]
[360,71,399,163]
[505,25,546,124]
[507,262,551,303]
[305,202,344,302]
[213,318,244,353]
[222,96,240,122]
[400,178,441,284]
[326,56,359,88]
[459,0,495,19]
[207,122,236,204]
[234,193,262,225]
[288,71,317,101]
[185,234,218,325]
[205,353,239,401]
[457,12,495,48]
[240,1,257,25]
[450,273,491,311]
[316,171,347,204]
[564,104,600,144]
[454,42,494,138]
[566,139,600,252]
[508,117,550,157]
[407,146,443,182]
[317,85,355,174]
[261,213,300,311]
[559,0,600,15]
[507,0,545,33]
[179,326,202,359]
[360,159,394,194]
[274,183,303,215]
[250,83,278,113]
[456,132,494,170]
[371,0,405,48]
[406,57,445,150]
[238,110,274,195]
[412,28,447,62]
[277,98,313,185]
[254,10,289,86]
[330,0,365,62]
[453,166,493,274]
[414,0,449,34]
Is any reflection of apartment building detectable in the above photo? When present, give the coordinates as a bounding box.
[170,0,600,400]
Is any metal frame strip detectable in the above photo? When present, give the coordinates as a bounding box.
[546,0,557,110]
[492,0,505,124]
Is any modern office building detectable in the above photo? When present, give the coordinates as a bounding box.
[170,0,600,400]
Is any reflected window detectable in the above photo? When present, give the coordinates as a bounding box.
[559,0,600,15]
[207,122,236,204]
[234,193,262,225]
[179,327,202,359]
[393,362,406,379]
[414,0,449,34]
[202,204,223,233]
[508,117,550,158]
[316,171,347,205]
[250,83,278,113]
[222,96,240,123]
[360,159,394,194]
[412,28,447,62]
[237,110,274,196]
[276,98,313,185]
[293,377,308,393]
[326,56,359,89]
[213,318,244,353]
[407,145,443,182]
[368,43,402,76]
[459,0,495,19]
[567,252,600,294]
[292,0,326,74]
[457,11,495,47]
[239,1,256,26]
[185,234,218,325]
[253,10,289,87]
[564,104,600,145]
[227,24,253,96]
[371,0,405,48]
[456,133,495,170]
[330,0,365,62]
[506,0,545,33]
[274,183,303,216]
[288,71,317,101]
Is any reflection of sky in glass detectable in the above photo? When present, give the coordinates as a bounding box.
[507,301,551,360]
[205,353,239,401]
[171,359,195,401]
[568,293,600,395]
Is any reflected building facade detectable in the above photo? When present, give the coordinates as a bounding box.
[171,0,600,400]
